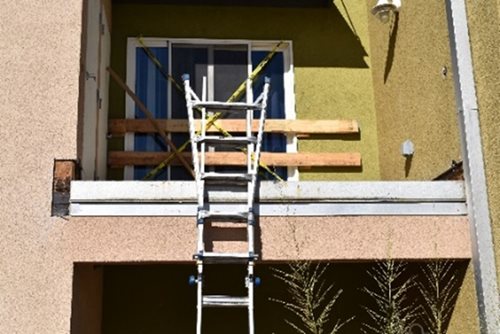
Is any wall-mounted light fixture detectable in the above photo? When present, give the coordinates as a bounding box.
[401,139,414,157]
[371,0,401,23]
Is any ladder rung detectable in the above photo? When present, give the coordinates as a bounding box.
[195,135,257,145]
[202,295,249,308]
[195,252,258,263]
[202,172,253,182]
[193,101,261,111]
[199,210,249,221]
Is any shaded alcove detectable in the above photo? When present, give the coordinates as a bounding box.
[70,261,470,333]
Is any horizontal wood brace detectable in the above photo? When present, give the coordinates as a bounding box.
[108,151,361,168]
[108,119,359,136]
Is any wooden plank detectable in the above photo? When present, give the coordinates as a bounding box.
[108,119,359,136]
[108,151,361,168]
[107,68,195,178]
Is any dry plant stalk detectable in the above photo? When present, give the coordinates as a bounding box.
[418,261,459,334]
[271,262,352,334]
[362,260,420,334]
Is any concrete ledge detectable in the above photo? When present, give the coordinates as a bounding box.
[71,180,465,202]
[70,181,466,216]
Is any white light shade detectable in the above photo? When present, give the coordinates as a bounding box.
[371,0,401,23]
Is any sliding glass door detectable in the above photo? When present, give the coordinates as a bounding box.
[129,40,289,180]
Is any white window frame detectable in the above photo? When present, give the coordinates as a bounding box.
[124,37,298,181]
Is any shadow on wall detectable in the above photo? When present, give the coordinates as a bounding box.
[384,13,400,83]
[110,3,369,70]
[70,261,470,334]
[289,5,369,68]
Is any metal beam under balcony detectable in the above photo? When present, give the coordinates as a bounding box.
[112,0,332,8]
[70,181,466,216]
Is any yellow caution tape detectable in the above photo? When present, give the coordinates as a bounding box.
[136,37,284,181]
[137,36,184,93]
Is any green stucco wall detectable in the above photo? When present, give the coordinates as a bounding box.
[109,2,380,180]
[446,265,480,333]
[367,0,461,180]
[465,0,500,288]
[365,1,479,332]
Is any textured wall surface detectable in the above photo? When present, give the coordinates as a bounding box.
[367,0,461,180]
[465,0,500,284]
[0,1,83,333]
[61,216,471,262]
[446,265,480,333]
[0,1,485,333]
[109,2,380,180]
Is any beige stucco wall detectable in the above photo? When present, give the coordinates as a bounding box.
[59,216,471,262]
[0,0,82,333]
[368,0,461,180]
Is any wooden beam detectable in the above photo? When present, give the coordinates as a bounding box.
[108,151,361,168]
[52,160,78,216]
[108,119,359,136]
[107,67,195,178]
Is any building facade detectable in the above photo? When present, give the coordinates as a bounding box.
[0,0,499,333]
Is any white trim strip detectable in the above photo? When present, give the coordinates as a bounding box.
[71,181,465,203]
[70,181,466,216]
[70,202,466,217]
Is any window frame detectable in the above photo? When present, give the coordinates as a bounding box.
[125,37,297,181]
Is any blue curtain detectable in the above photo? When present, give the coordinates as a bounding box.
[170,46,208,180]
[133,47,287,181]
[134,47,168,180]
[252,51,287,180]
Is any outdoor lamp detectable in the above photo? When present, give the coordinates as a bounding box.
[371,0,401,23]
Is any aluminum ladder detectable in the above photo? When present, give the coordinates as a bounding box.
[183,74,270,334]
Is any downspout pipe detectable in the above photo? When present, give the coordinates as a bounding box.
[445,1,500,332]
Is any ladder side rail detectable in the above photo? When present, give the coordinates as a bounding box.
[252,79,271,178]
[196,261,203,334]
[247,80,271,334]
[246,76,254,178]
[201,77,207,177]
[198,78,207,261]
[246,96,254,248]
[183,75,205,253]
[246,108,253,177]
[182,74,204,334]
[248,262,255,334]
[247,79,271,210]
[182,74,201,184]
[247,79,270,258]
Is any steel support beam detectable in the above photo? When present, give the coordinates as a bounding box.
[445,1,500,332]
